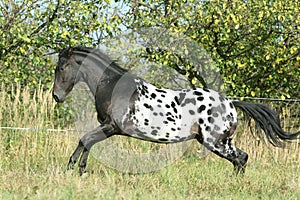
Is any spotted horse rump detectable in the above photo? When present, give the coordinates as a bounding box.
[52,46,300,175]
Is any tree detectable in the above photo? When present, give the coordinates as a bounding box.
[0,0,121,89]
[1,0,299,99]
[119,0,300,99]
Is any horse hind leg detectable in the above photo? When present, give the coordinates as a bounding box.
[196,131,248,174]
[232,146,248,174]
[215,138,249,174]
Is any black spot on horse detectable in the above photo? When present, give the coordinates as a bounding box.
[198,105,206,113]
[188,98,196,105]
[158,138,169,142]
[209,96,215,101]
[205,126,212,132]
[199,118,204,124]
[203,88,210,92]
[208,117,214,123]
[193,91,203,96]
[151,130,158,136]
[165,104,170,108]
[167,117,175,122]
[151,93,157,99]
[226,114,232,121]
[219,95,225,102]
[171,101,176,108]
[173,107,178,114]
[182,98,196,107]
[207,109,212,115]
[142,85,148,91]
[143,103,153,111]
[174,92,186,105]
[197,96,204,101]
[189,110,195,115]
[155,88,167,93]
[212,112,219,118]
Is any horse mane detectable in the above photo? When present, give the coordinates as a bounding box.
[59,46,128,75]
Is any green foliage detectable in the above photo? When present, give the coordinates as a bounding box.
[0,0,121,90]
[120,0,300,99]
[0,0,299,98]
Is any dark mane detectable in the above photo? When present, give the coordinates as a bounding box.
[59,46,128,75]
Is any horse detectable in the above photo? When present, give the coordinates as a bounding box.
[52,46,300,175]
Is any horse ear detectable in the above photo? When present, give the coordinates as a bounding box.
[68,47,73,58]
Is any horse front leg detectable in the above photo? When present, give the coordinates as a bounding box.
[67,124,116,175]
[67,140,84,170]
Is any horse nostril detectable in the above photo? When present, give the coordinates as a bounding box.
[53,92,60,102]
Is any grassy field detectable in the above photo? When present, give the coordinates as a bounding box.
[0,84,299,199]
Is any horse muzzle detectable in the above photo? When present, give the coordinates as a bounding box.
[52,90,66,103]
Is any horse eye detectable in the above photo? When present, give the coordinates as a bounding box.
[60,67,64,71]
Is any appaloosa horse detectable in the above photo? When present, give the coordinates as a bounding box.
[52,46,300,175]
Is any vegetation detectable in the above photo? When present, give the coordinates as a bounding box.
[0,0,299,98]
[0,1,299,199]
[0,0,117,89]
[121,0,300,98]
[0,77,299,200]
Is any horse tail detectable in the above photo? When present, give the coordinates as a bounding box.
[232,100,300,147]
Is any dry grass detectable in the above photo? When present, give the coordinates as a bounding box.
[0,84,299,199]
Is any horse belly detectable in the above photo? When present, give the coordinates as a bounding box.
[121,88,196,143]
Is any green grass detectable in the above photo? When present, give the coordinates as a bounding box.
[0,84,299,199]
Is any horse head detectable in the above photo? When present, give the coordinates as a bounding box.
[52,47,81,103]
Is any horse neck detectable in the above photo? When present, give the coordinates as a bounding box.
[74,52,122,97]
[79,63,104,96]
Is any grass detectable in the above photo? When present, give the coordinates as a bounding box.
[0,84,299,199]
